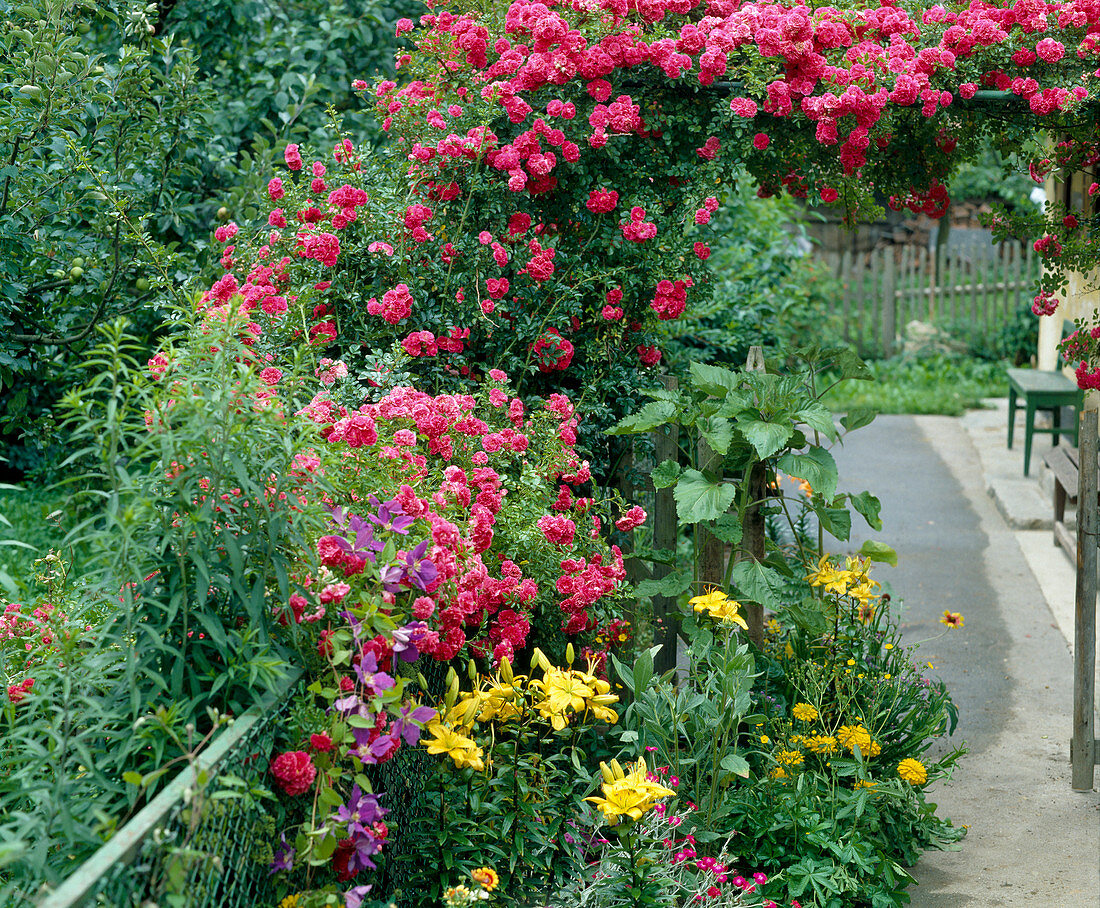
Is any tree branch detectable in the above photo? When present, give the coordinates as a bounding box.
[11,220,127,346]
[0,135,22,215]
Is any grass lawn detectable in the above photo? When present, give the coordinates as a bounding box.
[0,484,78,595]
[822,352,1008,417]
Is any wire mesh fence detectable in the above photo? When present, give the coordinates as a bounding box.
[38,656,454,908]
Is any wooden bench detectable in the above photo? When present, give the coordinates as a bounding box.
[1042,444,1100,560]
[1008,368,1084,476]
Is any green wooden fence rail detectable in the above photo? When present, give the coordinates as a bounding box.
[33,654,448,908]
[35,672,304,908]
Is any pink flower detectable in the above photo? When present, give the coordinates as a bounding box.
[284,143,303,171]
[730,97,757,117]
[530,328,573,372]
[259,367,283,386]
[7,678,33,704]
[538,514,576,546]
[270,750,316,796]
[615,506,647,532]
[1032,291,1059,317]
[298,232,340,267]
[310,733,334,752]
[1035,37,1065,63]
[753,132,770,150]
[697,136,721,160]
[586,189,619,214]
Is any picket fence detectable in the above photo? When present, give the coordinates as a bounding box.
[824,241,1041,357]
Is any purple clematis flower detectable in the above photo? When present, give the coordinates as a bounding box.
[391,621,430,662]
[392,702,437,746]
[380,540,438,593]
[366,495,415,535]
[334,653,396,719]
[334,784,387,831]
[347,731,401,766]
[353,653,395,696]
[347,830,383,874]
[328,506,386,562]
[269,832,295,875]
[346,885,373,908]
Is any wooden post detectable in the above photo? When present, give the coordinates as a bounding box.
[882,247,897,358]
[740,346,766,648]
[613,443,647,589]
[1072,408,1097,791]
[840,248,852,347]
[696,439,726,594]
[651,375,679,677]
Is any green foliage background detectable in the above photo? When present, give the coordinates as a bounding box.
[0,0,411,474]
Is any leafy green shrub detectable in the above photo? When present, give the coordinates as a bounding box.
[0,0,408,476]
[821,352,1005,416]
[0,0,216,472]
[725,556,966,908]
[0,316,323,893]
[663,190,845,369]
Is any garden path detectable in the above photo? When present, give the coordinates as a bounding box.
[830,412,1099,907]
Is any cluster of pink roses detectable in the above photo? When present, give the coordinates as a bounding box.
[281,371,631,667]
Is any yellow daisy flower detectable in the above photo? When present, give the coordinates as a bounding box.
[897,758,928,785]
[792,702,819,722]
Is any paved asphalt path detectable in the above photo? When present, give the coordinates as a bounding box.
[829,414,1099,907]
[829,415,1011,755]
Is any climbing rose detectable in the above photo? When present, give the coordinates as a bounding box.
[537,514,576,546]
[730,98,757,117]
[615,506,647,532]
[586,189,619,214]
[271,750,317,796]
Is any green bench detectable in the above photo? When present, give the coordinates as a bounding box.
[1042,445,1100,560]
[1007,368,1084,476]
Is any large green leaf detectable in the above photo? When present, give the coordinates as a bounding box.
[832,348,873,380]
[673,468,737,524]
[795,401,839,441]
[849,490,883,530]
[719,752,750,778]
[840,408,876,433]
[815,505,852,541]
[689,361,741,397]
[710,512,744,545]
[607,399,678,435]
[729,560,786,609]
[635,569,693,599]
[777,447,838,501]
[738,418,792,459]
[652,458,681,490]
[697,416,735,456]
[859,539,897,566]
